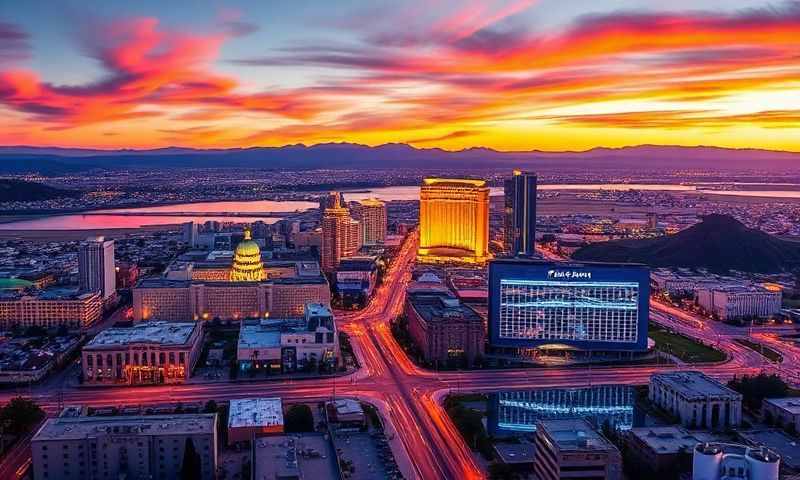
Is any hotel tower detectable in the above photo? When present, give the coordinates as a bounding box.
[321,192,362,272]
[417,178,490,264]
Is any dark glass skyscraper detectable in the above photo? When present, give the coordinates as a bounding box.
[504,170,537,257]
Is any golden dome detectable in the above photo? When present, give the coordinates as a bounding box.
[231,227,265,282]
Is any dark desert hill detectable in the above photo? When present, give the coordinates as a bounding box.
[1,143,800,174]
[0,179,80,202]
[571,214,800,273]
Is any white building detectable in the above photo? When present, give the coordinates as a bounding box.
[649,371,742,430]
[32,411,218,480]
[228,397,284,444]
[237,303,338,373]
[693,443,779,480]
[761,397,800,433]
[696,285,781,321]
[78,236,116,302]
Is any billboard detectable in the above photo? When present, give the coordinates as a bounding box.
[489,259,650,351]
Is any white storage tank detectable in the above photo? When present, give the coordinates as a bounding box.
[693,443,723,480]
[745,447,780,480]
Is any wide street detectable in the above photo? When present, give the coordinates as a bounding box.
[1,233,795,479]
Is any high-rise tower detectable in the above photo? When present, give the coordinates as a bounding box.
[417,178,490,264]
[504,170,537,257]
[321,192,361,272]
[352,198,387,245]
[79,236,116,301]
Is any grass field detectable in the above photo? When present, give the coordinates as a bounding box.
[734,338,783,363]
[648,326,727,363]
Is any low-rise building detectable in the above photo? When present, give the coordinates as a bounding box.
[650,371,742,430]
[696,285,782,321]
[0,288,102,330]
[253,434,338,480]
[336,256,378,304]
[762,398,800,433]
[0,335,80,384]
[237,303,338,373]
[693,442,780,480]
[81,321,203,385]
[404,291,485,366]
[228,397,284,445]
[132,275,330,322]
[534,418,622,480]
[32,412,218,480]
[625,426,719,475]
[326,399,366,426]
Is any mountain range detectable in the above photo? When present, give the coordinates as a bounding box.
[0,143,799,175]
[572,214,800,273]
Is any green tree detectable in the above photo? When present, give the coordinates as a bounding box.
[284,404,314,433]
[180,438,202,480]
[203,400,218,413]
[728,374,789,411]
[0,397,45,435]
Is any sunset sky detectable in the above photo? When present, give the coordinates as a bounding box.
[1,0,799,151]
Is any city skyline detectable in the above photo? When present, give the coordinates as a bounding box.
[1,0,800,152]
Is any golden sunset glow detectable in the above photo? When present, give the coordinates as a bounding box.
[1,1,799,151]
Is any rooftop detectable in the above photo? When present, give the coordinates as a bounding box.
[228,397,284,430]
[538,418,618,452]
[652,371,742,400]
[763,397,800,414]
[253,434,337,480]
[33,413,216,441]
[408,292,481,324]
[422,177,487,188]
[86,321,198,348]
[628,426,719,454]
[238,323,284,349]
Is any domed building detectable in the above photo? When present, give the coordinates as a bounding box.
[230,227,265,282]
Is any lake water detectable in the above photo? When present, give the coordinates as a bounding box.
[0,199,317,230]
[3,182,799,230]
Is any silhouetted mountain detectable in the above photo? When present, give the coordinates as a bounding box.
[0,179,80,202]
[0,143,799,174]
[572,215,800,273]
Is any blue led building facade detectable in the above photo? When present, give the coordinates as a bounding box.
[489,259,649,351]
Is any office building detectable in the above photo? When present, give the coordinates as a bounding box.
[418,178,490,264]
[237,303,338,372]
[488,259,650,352]
[504,170,537,256]
[649,371,742,430]
[32,412,218,480]
[181,221,198,247]
[78,236,116,302]
[761,397,800,432]
[693,443,779,480]
[625,426,718,475]
[228,397,284,445]
[488,385,635,435]
[404,291,485,366]
[352,198,387,245]
[82,321,203,385]
[696,284,782,321]
[321,192,362,272]
[230,227,266,281]
[335,256,378,304]
[534,418,622,480]
[0,289,102,329]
